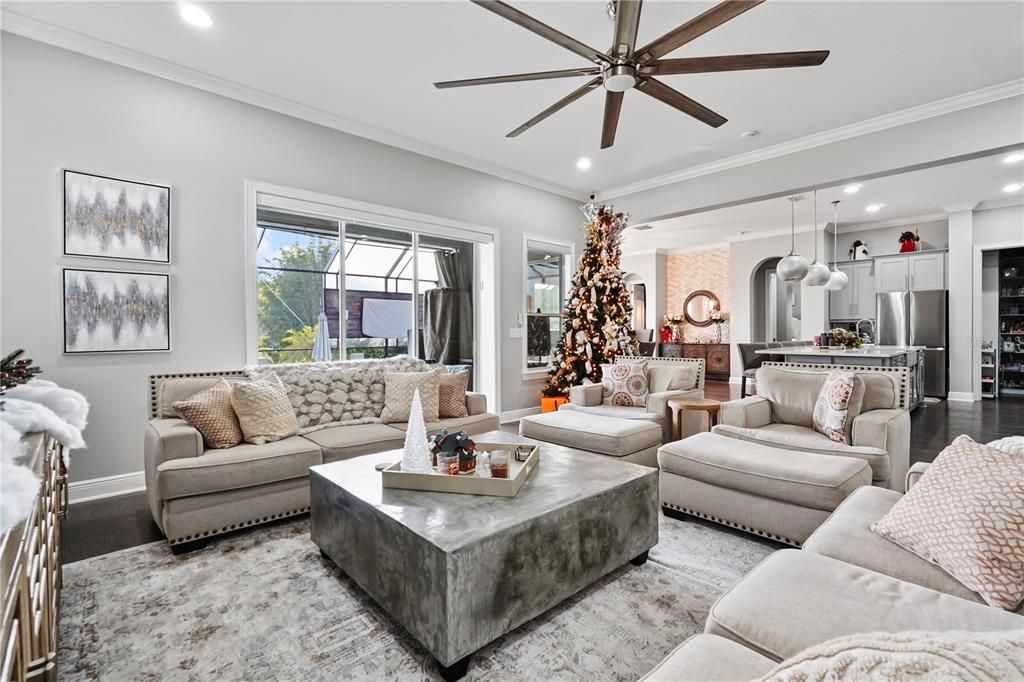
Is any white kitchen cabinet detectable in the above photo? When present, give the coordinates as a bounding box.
[828,261,874,320]
[908,252,946,290]
[851,260,875,319]
[875,252,947,292]
[875,257,909,293]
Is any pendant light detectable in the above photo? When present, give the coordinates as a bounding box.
[804,189,831,286]
[825,200,849,291]
[776,196,810,281]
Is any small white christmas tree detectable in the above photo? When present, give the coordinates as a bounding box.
[401,389,433,473]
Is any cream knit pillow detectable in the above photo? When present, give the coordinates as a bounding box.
[380,370,440,423]
[230,373,298,444]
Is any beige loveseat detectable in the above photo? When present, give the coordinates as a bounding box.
[144,364,498,551]
[715,362,911,491]
[643,463,1024,680]
[559,356,705,442]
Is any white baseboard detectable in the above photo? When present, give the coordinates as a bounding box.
[500,406,541,423]
[946,392,977,403]
[69,470,146,504]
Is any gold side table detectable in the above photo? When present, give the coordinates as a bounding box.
[667,398,722,440]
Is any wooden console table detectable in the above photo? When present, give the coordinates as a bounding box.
[660,343,731,381]
[1,433,68,682]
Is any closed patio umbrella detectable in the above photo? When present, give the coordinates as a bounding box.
[312,311,331,362]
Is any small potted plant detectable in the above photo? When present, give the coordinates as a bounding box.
[708,307,728,343]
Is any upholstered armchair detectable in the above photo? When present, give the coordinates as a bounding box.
[560,356,706,442]
[716,362,911,491]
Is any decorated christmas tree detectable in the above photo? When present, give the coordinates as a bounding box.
[0,349,42,391]
[546,205,638,395]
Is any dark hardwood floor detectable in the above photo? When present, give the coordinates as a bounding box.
[62,382,1023,564]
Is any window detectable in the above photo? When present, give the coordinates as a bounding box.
[251,194,490,398]
[524,237,573,371]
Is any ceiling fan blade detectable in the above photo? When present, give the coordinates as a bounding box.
[472,0,609,65]
[635,0,764,64]
[642,50,830,75]
[507,77,602,137]
[435,67,601,89]
[635,78,727,127]
[611,0,643,60]
[601,91,624,149]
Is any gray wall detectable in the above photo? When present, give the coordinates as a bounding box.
[1,34,583,482]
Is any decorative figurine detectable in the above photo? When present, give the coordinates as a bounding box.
[898,230,920,253]
[431,429,477,475]
[848,240,869,260]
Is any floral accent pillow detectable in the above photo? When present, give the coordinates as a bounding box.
[812,370,864,443]
[872,435,1024,611]
[601,361,649,407]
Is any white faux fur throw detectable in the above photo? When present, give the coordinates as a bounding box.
[5,379,89,430]
[0,421,39,535]
[760,630,1024,681]
[0,398,85,449]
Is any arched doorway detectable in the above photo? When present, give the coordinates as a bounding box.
[750,258,802,342]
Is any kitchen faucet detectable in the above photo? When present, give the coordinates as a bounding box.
[856,319,875,344]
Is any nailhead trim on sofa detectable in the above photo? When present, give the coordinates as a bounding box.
[617,355,707,390]
[662,502,801,548]
[149,369,247,419]
[168,505,312,545]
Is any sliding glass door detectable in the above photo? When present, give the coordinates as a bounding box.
[254,201,478,384]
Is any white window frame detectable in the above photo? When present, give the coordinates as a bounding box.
[244,180,501,410]
[522,233,575,378]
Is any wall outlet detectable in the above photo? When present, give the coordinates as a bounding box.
[509,327,523,339]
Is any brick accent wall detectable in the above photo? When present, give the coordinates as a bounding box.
[667,247,731,342]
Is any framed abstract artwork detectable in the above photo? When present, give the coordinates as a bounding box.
[63,269,170,353]
[63,169,170,263]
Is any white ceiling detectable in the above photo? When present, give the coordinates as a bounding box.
[621,150,1024,252]
[4,1,1023,197]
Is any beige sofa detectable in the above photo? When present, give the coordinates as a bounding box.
[714,362,911,491]
[558,356,705,442]
[144,367,498,551]
[644,463,1024,680]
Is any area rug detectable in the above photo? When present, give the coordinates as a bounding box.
[59,514,778,681]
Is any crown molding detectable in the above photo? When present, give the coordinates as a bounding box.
[0,11,585,201]
[942,202,980,213]
[977,197,1024,212]
[597,78,1024,200]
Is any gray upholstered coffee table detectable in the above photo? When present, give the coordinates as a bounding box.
[309,430,658,681]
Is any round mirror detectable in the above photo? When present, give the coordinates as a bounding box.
[683,290,720,327]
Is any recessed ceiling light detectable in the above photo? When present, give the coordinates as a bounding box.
[865,203,884,213]
[575,157,592,170]
[1004,153,1024,164]
[740,130,759,138]
[843,184,862,194]
[179,3,212,28]
[1004,183,1022,193]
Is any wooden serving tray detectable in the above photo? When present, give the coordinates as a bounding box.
[381,442,540,497]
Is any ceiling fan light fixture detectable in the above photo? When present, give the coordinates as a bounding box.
[603,64,637,92]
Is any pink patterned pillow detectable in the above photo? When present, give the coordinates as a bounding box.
[812,370,864,443]
[601,361,649,407]
[872,435,1024,610]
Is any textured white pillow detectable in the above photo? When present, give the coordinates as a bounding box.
[988,436,1024,456]
[230,373,299,445]
[380,371,441,423]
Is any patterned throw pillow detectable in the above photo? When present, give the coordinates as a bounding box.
[871,435,1024,610]
[601,361,649,407]
[172,379,243,449]
[380,371,441,423]
[230,373,299,445]
[812,370,864,443]
[438,371,470,418]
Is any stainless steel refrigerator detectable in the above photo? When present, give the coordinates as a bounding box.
[876,290,948,397]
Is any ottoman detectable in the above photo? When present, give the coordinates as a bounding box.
[658,431,871,546]
[519,411,662,467]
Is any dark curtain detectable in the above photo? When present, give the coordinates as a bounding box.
[423,249,473,364]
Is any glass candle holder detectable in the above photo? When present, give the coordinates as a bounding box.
[437,453,459,476]
[490,450,510,479]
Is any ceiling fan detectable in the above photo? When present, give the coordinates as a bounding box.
[435,0,830,149]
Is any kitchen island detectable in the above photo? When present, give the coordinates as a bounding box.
[756,345,925,410]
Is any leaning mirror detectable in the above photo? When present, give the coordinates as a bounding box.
[683,290,720,327]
